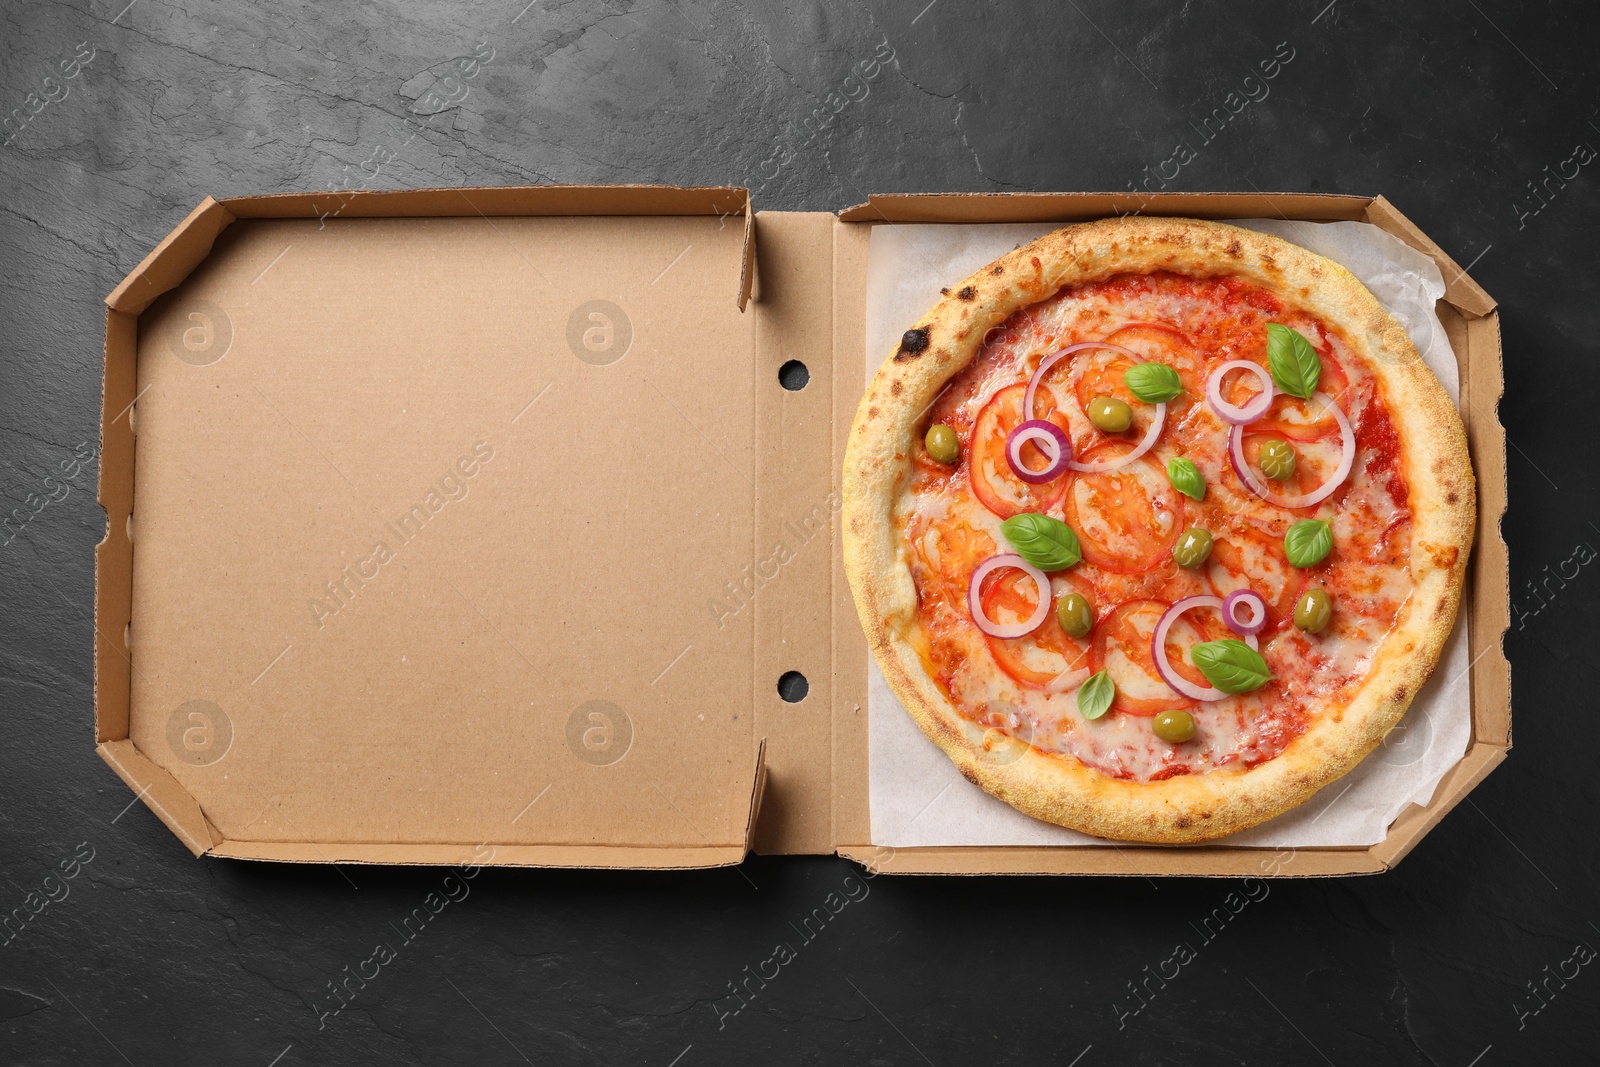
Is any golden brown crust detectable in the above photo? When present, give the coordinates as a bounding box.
[842,216,1475,844]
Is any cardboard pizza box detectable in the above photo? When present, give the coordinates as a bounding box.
[95,187,1508,876]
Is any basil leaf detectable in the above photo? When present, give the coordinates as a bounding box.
[1166,456,1206,501]
[1265,323,1321,400]
[1189,639,1273,695]
[1284,518,1333,568]
[999,513,1082,571]
[1078,669,1115,720]
[1123,362,1184,403]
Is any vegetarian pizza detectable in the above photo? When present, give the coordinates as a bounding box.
[843,216,1474,843]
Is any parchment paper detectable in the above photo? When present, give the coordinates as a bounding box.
[865,218,1471,849]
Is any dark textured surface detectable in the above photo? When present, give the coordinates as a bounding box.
[2,1,1598,1063]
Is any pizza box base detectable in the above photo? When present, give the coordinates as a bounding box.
[95,188,1508,877]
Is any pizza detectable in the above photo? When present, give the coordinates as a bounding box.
[843,216,1474,843]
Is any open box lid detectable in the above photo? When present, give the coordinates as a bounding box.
[97,186,777,868]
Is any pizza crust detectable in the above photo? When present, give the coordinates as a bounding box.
[842,216,1475,844]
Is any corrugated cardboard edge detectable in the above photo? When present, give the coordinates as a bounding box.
[837,190,1375,224]
[107,198,237,315]
[205,741,767,870]
[837,845,1386,878]
[828,192,1510,875]
[209,843,753,869]
[97,739,218,856]
[1464,313,1510,747]
[219,184,755,311]
[97,186,761,868]
[95,308,136,746]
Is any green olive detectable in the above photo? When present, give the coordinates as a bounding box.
[1087,395,1133,433]
[925,423,960,465]
[1057,592,1094,638]
[1259,438,1297,481]
[1152,709,1197,743]
[1173,527,1213,569]
[1294,588,1334,633]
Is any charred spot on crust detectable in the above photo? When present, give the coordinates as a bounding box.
[1226,239,1243,258]
[1445,491,1459,505]
[939,287,950,296]
[957,286,976,301]
[867,406,880,419]
[1391,686,1409,705]
[894,327,931,361]
[1174,815,1193,830]
[890,379,903,396]
[990,264,1004,275]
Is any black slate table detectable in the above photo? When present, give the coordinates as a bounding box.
[2,2,1596,1063]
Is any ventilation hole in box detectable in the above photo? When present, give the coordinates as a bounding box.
[777,670,809,703]
[778,360,810,391]
[125,513,134,543]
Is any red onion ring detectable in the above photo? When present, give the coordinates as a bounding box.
[1228,391,1356,509]
[1150,596,1260,702]
[1206,360,1275,425]
[1222,589,1268,637]
[1004,419,1072,484]
[1021,342,1169,475]
[1023,341,1144,419]
[967,554,1051,639]
[1016,341,1174,476]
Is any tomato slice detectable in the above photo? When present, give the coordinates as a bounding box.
[1071,345,1177,445]
[1089,600,1195,716]
[1207,530,1305,635]
[917,520,996,607]
[969,384,1071,518]
[1105,323,1205,401]
[1073,348,1143,412]
[1105,321,1193,354]
[1062,445,1182,573]
[980,570,1093,689]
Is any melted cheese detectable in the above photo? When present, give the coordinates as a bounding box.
[895,272,1414,782]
